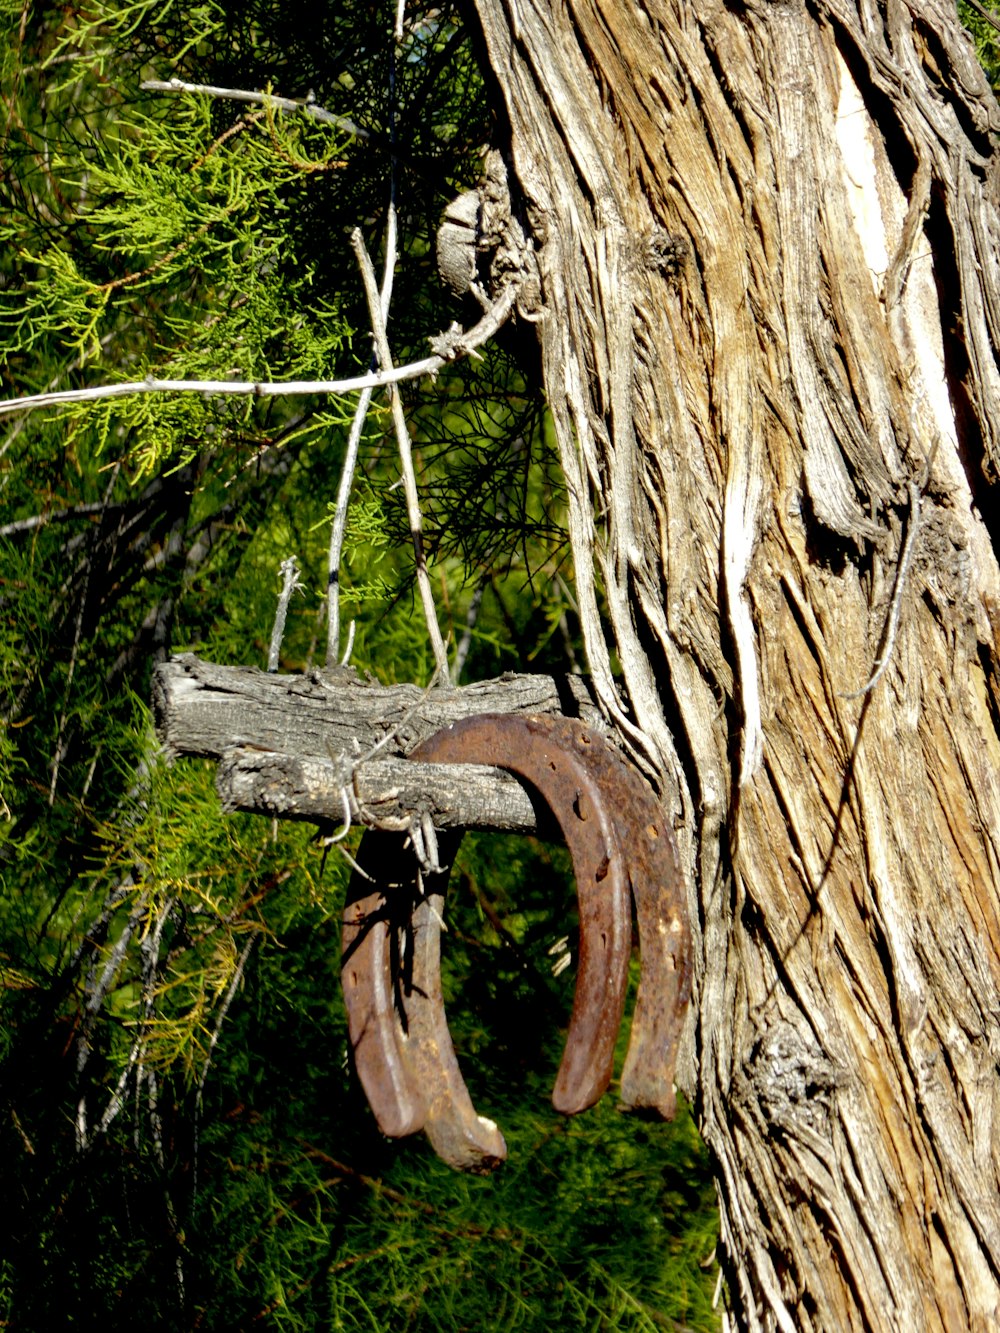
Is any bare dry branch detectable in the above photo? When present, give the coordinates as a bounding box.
[351,227,450,682]
[140,78,370,139]
[0,289,519,421]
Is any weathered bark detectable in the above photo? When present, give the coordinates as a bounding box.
[153,653,601,831]
[469,0,1000,1327]
[216,748,540,832]
[153,653,603,759]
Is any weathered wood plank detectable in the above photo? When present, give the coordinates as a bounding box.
[216,748,542,834]
[152,653,603,763]
[153,654,604,833]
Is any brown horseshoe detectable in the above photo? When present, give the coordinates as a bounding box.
[612,767,691,1119]
[341,832,427,1139]
[410,714,634,1116]
[400,839,508,1174]
[342,827,507,1171]
[417,715,691,1119]
[340,712,690,1171]
[340,712,633,1168]
[553,725,692,1119]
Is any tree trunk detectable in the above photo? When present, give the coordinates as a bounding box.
[470,0,1000,1326]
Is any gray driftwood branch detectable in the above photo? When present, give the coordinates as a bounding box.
[152,654,602,834]
[217,749,540,833]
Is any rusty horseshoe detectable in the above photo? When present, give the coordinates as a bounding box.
[414,716,691,1118]
[340,712,691,1171]
[342,826,508,1172]
[395,833,508,1174]
[409,716,635,1117]
[341,830,428,1139]
[556,722,692,1119]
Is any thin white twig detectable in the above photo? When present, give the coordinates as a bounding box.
[394,0,406,43]
[319,787,354,846]
[326,205,398,665]
[95,1021,147,1138]
[335,844,375,881]
[0,365,432,418]
[140,78,370,140]
[405,817,444,879]
[420,810,440,873]
[267,554,303,672]
[0,290,518,421]
[351,228,451,682]
[339,618,356,666]
[326,395,374,666]
[0,500,111,538]
[407,819,426,867]
[453,579,485,682]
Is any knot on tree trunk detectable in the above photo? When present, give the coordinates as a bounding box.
[742,1020,843,1142]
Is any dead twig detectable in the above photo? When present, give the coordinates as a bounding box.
[326,205,398,666]
[351,228,451,683]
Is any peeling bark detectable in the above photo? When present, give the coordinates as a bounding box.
[469,0,1000,1327]
[153,653,603,760]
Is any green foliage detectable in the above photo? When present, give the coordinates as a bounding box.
[1,56,357,474]
[2,829,719,1331]
[960,2,1000,91]
[0,3,721,1330]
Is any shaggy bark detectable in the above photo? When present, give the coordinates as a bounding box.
[469,0,1000,1327]
[153,653,603,760]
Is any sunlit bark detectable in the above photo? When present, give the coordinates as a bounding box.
[471,0,1000,1325]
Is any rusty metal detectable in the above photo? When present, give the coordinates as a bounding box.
[342,829,507,1171]
[341,832,426,1138]
[340,711,692,1172]
[416,715,691,1119]
[412,715,634,1115]
[402,844,508,1174]
[560,725,692,1119]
